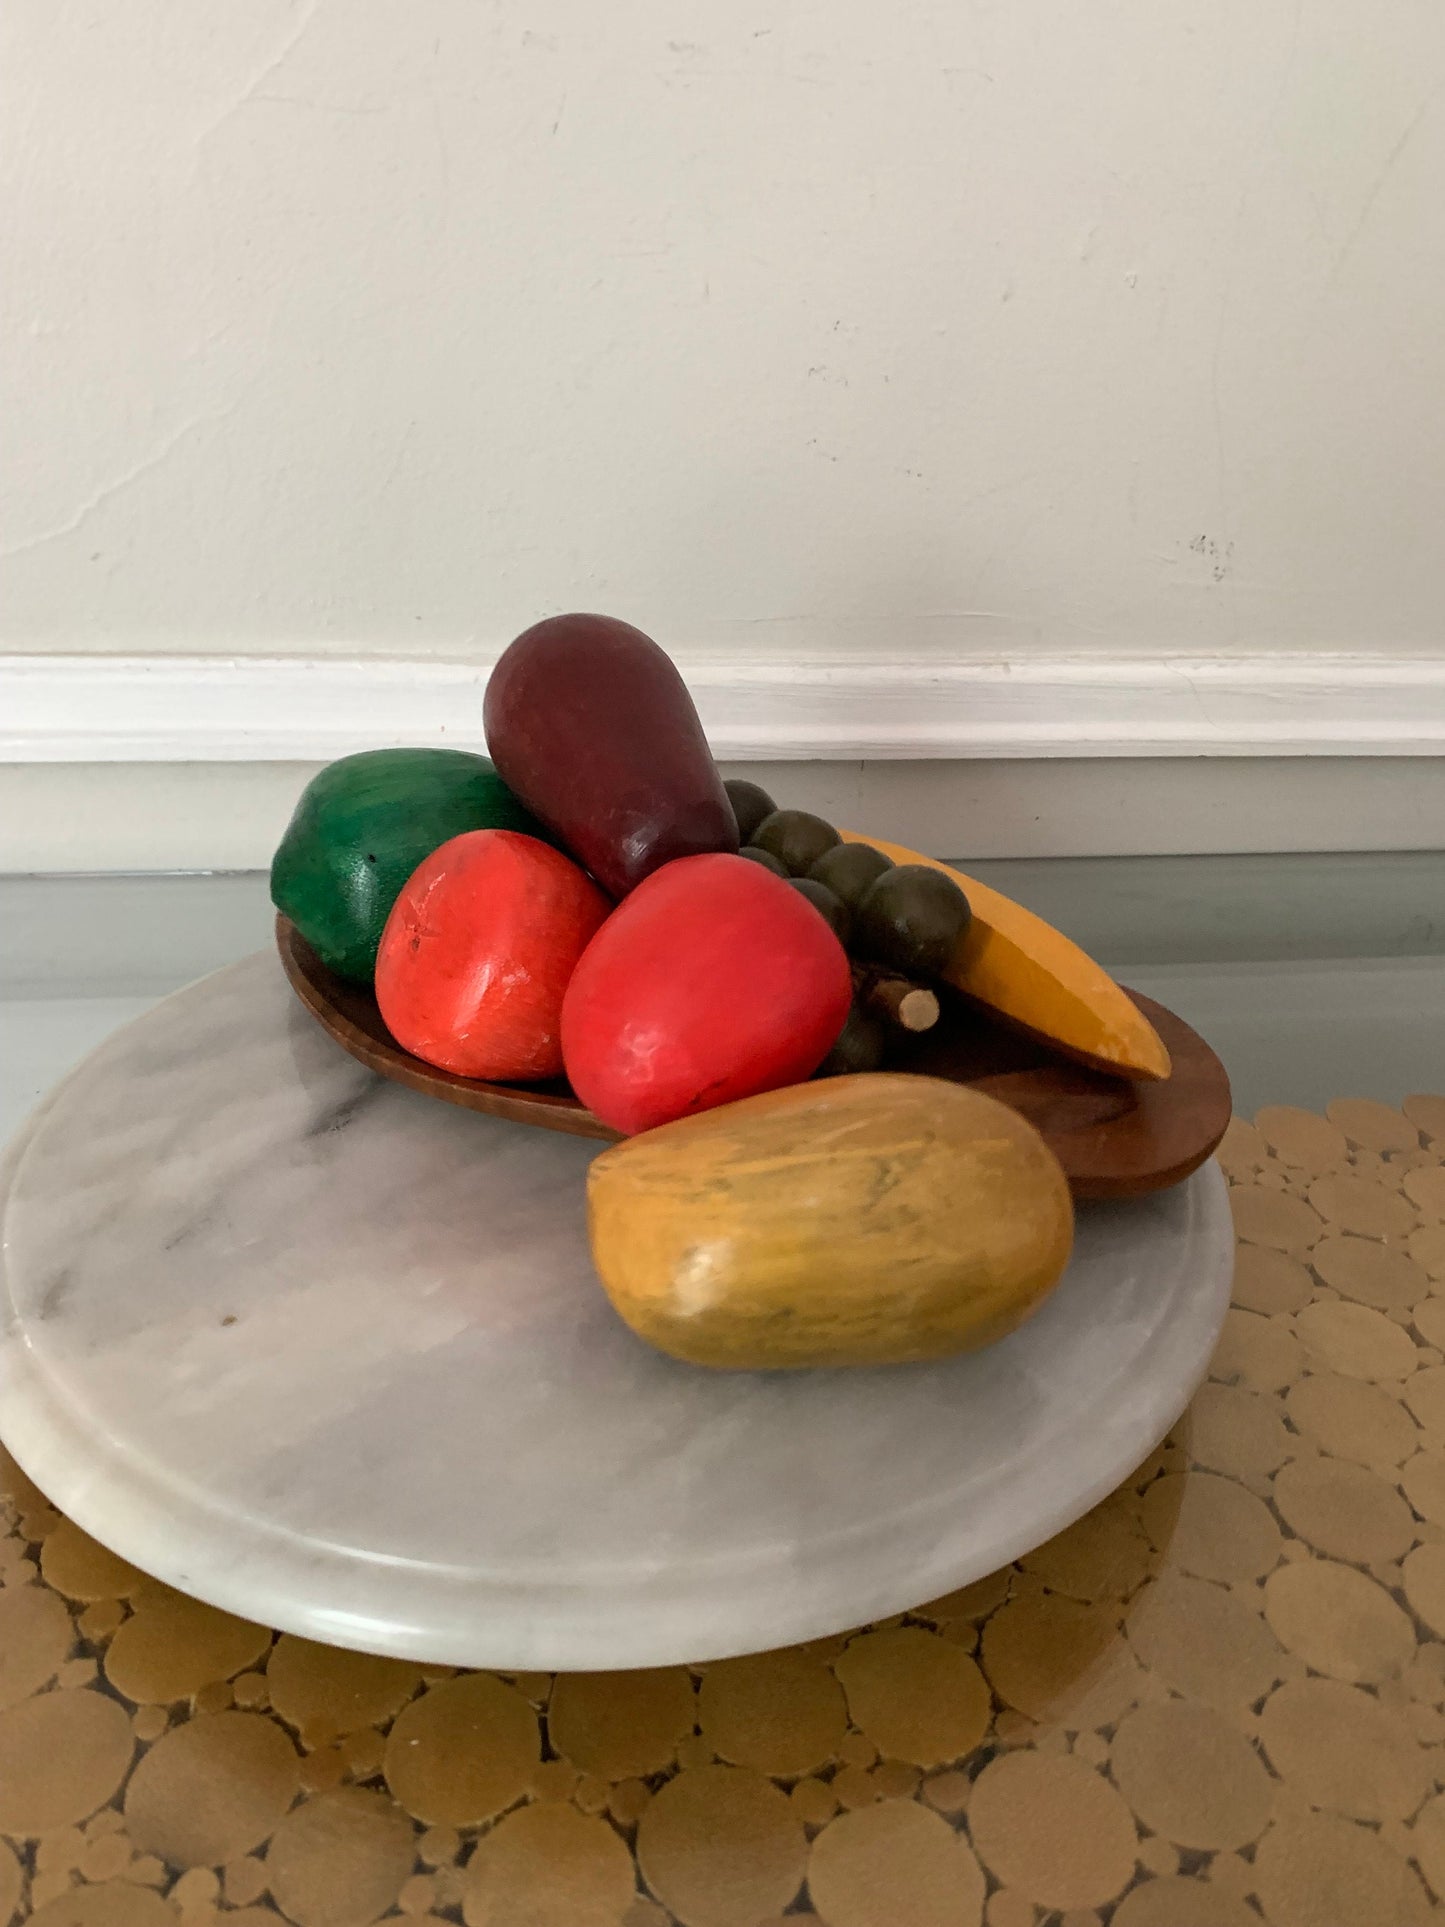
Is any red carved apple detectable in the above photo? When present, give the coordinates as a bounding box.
[561,853,852,1134]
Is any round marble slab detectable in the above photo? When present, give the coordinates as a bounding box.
[0,954,1234,1671]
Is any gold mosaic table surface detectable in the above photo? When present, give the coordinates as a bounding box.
[6,1094,1445,1927]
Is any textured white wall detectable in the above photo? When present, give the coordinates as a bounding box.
[3,0,1443,661]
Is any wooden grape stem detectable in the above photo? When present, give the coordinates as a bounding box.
[852,962,940,1034]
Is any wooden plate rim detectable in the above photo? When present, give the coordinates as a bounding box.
[275,914,1232,1196]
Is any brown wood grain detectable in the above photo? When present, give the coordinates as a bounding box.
[276,915,1231,1197]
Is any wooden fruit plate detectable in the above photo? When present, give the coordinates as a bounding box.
[276,915,1231,1200]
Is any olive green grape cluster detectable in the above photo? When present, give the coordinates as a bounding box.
[723,780,972,1077]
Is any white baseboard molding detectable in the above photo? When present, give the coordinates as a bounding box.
[3,650,1443,762]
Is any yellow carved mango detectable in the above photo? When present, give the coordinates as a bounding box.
[587,1073,1074,1370]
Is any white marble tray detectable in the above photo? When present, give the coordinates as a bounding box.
[0,955,1234,1670]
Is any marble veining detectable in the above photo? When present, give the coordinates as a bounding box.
[0,953,1234,1668]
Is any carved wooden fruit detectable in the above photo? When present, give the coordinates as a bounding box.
[561,852,853,1135]
[483,612,739,898]
[375,830,610,1082]
[586,1073,1076,1369]
[842,831,1172,1082]
[270,748,545,982]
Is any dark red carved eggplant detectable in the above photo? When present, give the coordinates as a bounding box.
[483,613,738,898]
